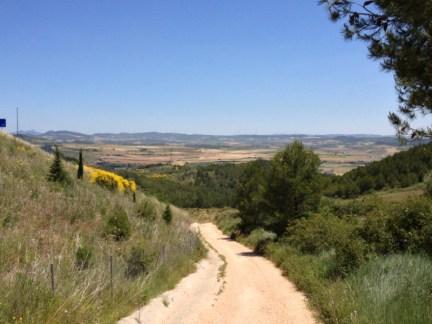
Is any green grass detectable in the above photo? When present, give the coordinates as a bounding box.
[267,245,432,324]
[0,133,205,323]
[327,254,432,324]
[334,183,426,205]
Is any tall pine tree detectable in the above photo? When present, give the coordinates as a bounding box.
[77,149,84,180]
[47,146,69,183]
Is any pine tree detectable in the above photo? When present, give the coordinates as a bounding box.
[320,0,432,139]
[77,149,84,180]
[47,146,69,183]
[162,205,172,224]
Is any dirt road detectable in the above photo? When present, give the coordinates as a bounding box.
[119,223,317,324]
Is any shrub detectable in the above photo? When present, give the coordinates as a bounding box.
[333,238,368,277]
[246,228,277,254]
[328,198,379,218]
[285,210,355,254]
[425,176,432,198]
[136,200,158,221]
[387,197,432,253]
[104,205,131,241]
[357,210,394,254]
[86,166,136,193]
[75,245,93,270]
[162,205,172,224]
[215,213,242,238]
[125,246,154,278]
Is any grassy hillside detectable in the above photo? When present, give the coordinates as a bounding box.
[0,133,204,323]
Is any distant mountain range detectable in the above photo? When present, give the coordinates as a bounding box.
[20,130,402,148]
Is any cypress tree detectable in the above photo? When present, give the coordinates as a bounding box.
[162,205,172,224]
[47,146,69,183]
[77,149,84,180]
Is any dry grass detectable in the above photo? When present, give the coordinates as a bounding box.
[0,133,205,323]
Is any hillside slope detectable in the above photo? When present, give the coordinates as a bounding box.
[0,133,204,323]
[326,143,432,198]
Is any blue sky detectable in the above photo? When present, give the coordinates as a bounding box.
[0,0,397,135]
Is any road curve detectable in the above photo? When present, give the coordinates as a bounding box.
[119,223,318,324]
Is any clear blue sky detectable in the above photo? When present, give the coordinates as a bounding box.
[0,0,397,135]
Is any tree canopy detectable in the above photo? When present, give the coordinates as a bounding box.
[320,0,432,140]
[236,141,322,235]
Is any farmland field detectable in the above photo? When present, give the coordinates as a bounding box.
[55,142,401,175]
[24,132,406,174]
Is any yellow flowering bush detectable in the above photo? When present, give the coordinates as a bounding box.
[85,166,136,193]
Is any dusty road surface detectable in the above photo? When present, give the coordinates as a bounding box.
[119,223,317,324]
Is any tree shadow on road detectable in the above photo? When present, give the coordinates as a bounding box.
[237,251,260,257]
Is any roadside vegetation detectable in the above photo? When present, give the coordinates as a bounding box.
[209,141,432,324]
[0,133,204,324]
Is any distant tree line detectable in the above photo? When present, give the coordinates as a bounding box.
[118,163,246,208]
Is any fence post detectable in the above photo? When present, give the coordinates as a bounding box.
[50,263,55,295]
[110,255,113,300]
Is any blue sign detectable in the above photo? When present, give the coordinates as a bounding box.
[0,119,6,128]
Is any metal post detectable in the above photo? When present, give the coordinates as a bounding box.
[50,263,55,295]
[16,106,19,137]
[110,255,113,299]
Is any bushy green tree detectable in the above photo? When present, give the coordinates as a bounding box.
[320,0,432,139]
[388,198,432,253]
[236,141,322,235]
[47,146,70,183]
[235,160,271,232]
[77,149,84,180]
[264,141,322,234]
[163,205,172,224]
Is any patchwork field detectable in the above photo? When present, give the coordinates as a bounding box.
[54,142,401,175]
[24,132,406,175]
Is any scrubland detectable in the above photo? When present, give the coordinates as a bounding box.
[0,134,204,323]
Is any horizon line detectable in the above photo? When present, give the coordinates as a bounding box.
[20,129,397,138]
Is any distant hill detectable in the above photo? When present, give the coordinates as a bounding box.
[22,130,402,148]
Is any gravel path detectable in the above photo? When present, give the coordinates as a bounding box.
[119,223,317,324]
